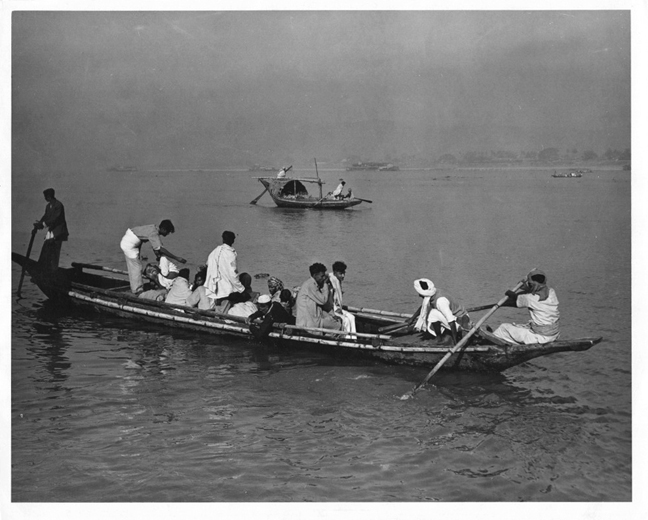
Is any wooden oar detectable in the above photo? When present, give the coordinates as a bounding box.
[355,197,373,203]
[250,166,292,204]
[399,277,526,400]
[466,303,500,312]
[344,305,413,319]
[17,227,38,297]
[71,262,129,276]
[249,187,269,205]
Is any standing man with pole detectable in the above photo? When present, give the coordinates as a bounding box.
[33,188,69,272]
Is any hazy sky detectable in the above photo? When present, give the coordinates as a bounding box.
[10,9,631,170]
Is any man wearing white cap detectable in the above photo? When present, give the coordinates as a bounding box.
[247,293,295,338]
[411,278,471,345]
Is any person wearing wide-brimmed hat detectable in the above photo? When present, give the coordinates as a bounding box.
[491,269,560,345]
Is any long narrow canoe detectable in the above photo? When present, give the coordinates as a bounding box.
[12,253,602,373]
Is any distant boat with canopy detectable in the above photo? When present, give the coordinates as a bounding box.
[250,160,370,209]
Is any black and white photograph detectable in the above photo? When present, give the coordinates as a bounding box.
[3,1,645,518]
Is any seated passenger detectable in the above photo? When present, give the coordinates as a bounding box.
[279,288,295,317]
[267,276,285,303]
[246,293,296,338]
[295,263,342,331]
[225,272,259,317]
[157,255,180,290]
[165,268,192,306]
[410,278,471,345]
[138,264,168,301]
[329,261,356,335]
[187,266,215,310]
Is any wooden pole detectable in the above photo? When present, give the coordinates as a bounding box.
[17,227,38,297]
[314,158,323,199]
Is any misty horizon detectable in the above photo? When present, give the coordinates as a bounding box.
[12,10,630,172]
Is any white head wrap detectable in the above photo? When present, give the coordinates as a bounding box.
[257,294,271,304]
[414,278,436,297]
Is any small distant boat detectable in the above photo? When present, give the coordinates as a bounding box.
[108,166,138,172]
[248,164,277,172]
[346,162,396,171]
[254,176,364,209]
[378,164,400,171]
[552,171,583,178]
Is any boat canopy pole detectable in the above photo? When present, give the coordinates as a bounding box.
[314,158,323,199]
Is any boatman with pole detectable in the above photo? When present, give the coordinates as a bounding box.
[33,188,69,272]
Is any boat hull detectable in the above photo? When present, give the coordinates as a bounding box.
[12,253,602,373]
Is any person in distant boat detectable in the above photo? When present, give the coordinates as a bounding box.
[490,269,560,345]
[295,263,342,331]
[34,188,69,272]
[328,261,356,335]
[277,167,288,178]
[139,264,168,301]
[187,266,215,310]
[246,293,296,338]
[165,268,192,306]
[205,230,245,306]
[120,219,186,295]
[406,278,471,345]
[330,179,346,199]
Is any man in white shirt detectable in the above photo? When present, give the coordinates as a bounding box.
[165,268,192,306]
[491,269,560,345]
[157,255,179,290]
[328,261,356,334]
[205,230,245,304]
[330,179,346,199]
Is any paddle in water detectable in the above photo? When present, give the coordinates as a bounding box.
[17,227,38,297]
[399,276,528,400]
[250,166,292,204]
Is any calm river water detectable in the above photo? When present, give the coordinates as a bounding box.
[10,166,632,507]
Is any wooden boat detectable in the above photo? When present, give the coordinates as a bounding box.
[255,177,364,209]
[248,164,277,172]
[552,171,583,178]
[346,161,393,171]
[12,253,602,373]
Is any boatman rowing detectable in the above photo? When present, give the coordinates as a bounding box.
[490,269,560,345]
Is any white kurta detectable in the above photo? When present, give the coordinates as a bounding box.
[205,244,245,299]
[158,256,179,290]
[329,273,356,334]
